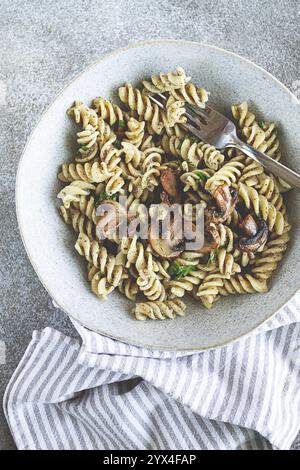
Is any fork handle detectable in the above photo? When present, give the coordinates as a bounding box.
[233,139,300,191]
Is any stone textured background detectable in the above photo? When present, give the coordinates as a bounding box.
[0,0,299,450]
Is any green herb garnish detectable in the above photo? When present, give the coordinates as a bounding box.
[207,248,219,265]
[258,120,265,129]
[169,261,196,279]
[96,192,118,202]
[118,119,125,129]
[80,144,89,152]
[114,139,122,149]
[194,170,208,182]
[187,135,199,144]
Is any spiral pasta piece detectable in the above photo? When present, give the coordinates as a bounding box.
[166,268,207,298]
[251,225,290,281]
[170,83,209,109]
[197,142,225,170]
[276,177,291,193]
[125,118,145,147]
[180,167,214,193]
[97,117,116,145]
[127,147,165,198]
[178,139,202,167]
[238,183,285,234]
[233,250,256,268]
[205,157,245,193]
[196,272,230,309]
[142,67,190,94]
[239,160,264,187]
[121,142,143,166]
[137,269,166,301]
[103,167,125,195]
[231,101,256,128]
[164,96,186,127]
[133,299,186,321]
[77,124,99,149]
[74,233,121,275]
[213,225,253,268]
[216,248,241,275]
[176,252,205,265]
[120,237,148,271]
[67,101,98,129]
[92,97,123,126]
[242,123,267,152]
[72,194,97,223]
[220,274,268,295]
[256,174,286,213]
[258,121,281,161]
[88,266,115,299]
[59,206,94,238]
[232,102,283,163]
[57,180,95,208]
[217,224,236,252]
[119,83,164,134]
[161,134,182,156]
[118,277,139,300]
[58,156,120,183]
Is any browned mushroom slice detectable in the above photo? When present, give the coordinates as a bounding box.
[204,204,223,224]
[239,214,258,237]
[237,219,268,253]
[194,222,221,254]
[205,184,238,224]
[149,215,184,259]
[214,184,238,219]
[160,190,173,206]
[95,200,127,240]
[160,168,182,203]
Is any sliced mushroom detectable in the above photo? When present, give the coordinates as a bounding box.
[149,215,184,259]
[239,214,258,237]
[160,168,182,203]
[237,219,268,253]
[96,200,127,240]
[205,184,238,224]
[204,204,223,225]
[160,190,173,206]
[194,222,221,254]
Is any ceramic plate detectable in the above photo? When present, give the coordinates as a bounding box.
[16,40,300,350]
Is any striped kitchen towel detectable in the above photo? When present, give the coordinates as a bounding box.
[3,292,300,450]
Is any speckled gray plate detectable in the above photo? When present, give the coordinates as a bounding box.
[16,40,300,351]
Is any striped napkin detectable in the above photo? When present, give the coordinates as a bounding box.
[4,293,300,450]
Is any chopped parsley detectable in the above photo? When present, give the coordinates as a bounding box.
[187,135,199,144]
[96,192,118,202]
[207,248,219,265]
[117,119,125,129]
[80,144,89,152]
[114,139,122,149]
[194,170,208,182]
[258,120,265,129]
[169,261,196,279]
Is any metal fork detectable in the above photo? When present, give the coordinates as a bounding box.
[149,92,300,190]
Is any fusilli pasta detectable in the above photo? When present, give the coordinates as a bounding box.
[57,68,291,320]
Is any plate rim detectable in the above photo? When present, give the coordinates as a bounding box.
[15,39,300,351]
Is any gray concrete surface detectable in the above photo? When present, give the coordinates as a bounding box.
[0,0,299,450]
